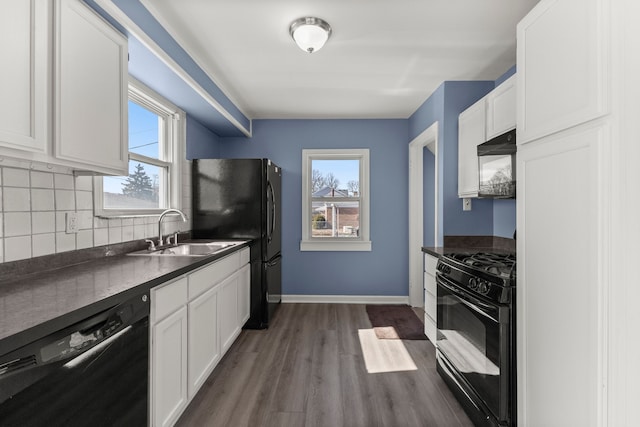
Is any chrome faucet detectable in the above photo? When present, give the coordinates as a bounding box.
[157,209,188,247]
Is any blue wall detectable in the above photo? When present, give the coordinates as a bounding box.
[186,117,221,159]
[199,119,410,297]
[409,81,496,242]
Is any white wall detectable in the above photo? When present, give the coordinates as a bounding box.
[0,158,192,263]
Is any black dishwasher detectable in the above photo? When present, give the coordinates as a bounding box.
[0,292,149,427]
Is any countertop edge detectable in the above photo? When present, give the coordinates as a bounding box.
[0,240,252,357]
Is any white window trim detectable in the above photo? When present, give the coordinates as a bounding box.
[300,149,371,251]
[94,77,185,218]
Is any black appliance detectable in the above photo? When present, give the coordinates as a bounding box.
[477,130,516,199]
[436,252,516,427]
[192,158,282,329]
[0,293,149,426]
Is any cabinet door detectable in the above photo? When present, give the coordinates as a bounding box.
[54,0,128,175]
[516,124,604,427]
[0,1,48,154]
[152,306,188,427]
[218,273,239,355]
[423,253,438,343]
[486,74,516,140]
[458,98,485,197]
[517,0,607,144]
[188,286,219,398]
[237,264,251,326]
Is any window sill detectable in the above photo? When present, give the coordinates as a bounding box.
[300,240,372,252]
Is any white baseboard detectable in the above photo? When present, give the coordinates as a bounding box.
[281,295,410,305]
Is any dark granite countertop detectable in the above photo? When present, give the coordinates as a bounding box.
[0,241,250,356]
[422,235,516,259]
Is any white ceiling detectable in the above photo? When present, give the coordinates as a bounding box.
[143,0,540,120]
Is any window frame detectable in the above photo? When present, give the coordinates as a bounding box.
[300,148,371,251]
[94,77,184,217]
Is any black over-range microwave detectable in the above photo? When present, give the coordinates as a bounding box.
[477,129,516,198]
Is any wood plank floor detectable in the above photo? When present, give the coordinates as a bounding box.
[176,303,474,427]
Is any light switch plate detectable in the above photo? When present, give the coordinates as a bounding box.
[463,198,472,211]
[66,212,78,233]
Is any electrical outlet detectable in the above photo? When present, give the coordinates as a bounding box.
[463,198,472,211]
[66,212,78,233]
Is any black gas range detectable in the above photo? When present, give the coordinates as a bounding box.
[436,251,516,427]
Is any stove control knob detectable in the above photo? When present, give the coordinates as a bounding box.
[478,282,489,294]
[468,278,477,289]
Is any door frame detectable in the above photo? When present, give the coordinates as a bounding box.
[408,122,439,307]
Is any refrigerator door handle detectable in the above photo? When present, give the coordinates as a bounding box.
[267,181,276,243]
[266,254,282,267]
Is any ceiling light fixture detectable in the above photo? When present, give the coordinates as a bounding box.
[289,17,332,53]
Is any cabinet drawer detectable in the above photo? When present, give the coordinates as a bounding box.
[239,247,250,265]
[189,252,240,299]
[424,271,436,296]
[424,312,437,344]
[424,289,437,321]
[424,253,439,275]
[152,277,188,322]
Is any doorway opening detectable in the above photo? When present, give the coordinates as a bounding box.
[408,122,439,307]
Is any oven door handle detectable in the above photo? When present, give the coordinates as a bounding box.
[437,276,500,323]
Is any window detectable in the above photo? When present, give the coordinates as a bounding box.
[301,149,371,251]
[94,78,184,216]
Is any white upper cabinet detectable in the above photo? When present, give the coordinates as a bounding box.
[0,0,127,175]
[0,1,49,154]
[517,0,607,144]
[486,74,516,140]
[54,0,128,174]
[458,97,485,198]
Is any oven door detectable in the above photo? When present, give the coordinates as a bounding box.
[436,274,511,423]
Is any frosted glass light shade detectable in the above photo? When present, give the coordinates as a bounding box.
[289,17,332,53]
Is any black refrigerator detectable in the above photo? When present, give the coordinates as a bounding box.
[192,158,282,329]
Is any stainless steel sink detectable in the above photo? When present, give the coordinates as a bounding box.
[127,241,245,257]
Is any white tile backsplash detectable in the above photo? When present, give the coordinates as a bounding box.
[32,233,56,257]
[54,173,74,190]
[56,211,69,232]
[55,190,75,211]
[108,226,122,244]
[4,212,31,237]
[3,168,30,187]
[75,175,93,191]
[31,171,54,188]
[94,227,108,246]
[56,232,76,253]
[3,187,31,211]
[75,191,92,210]
[1,162,192,263]
[32,212,56,234]
[5,236,32,261]
[76,230,93,249]
[77,210,93,230]
[122,225,134,242]
[31,189,55,211]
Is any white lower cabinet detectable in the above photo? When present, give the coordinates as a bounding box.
[188,286,219,398]
[150,248,251,427]
[238,264,251,326]
[219,273,240,354]
[152,306,188,427]
[423,253,438,343]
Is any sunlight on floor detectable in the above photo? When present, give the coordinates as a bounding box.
[357,329,418,374]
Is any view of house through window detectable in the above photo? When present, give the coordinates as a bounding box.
[102,99,170,210]
[311,159,360,238]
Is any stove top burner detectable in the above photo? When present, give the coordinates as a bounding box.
[445,252,516,279]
